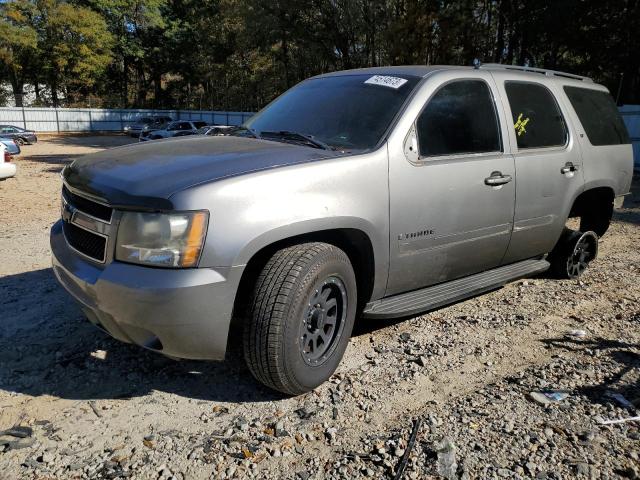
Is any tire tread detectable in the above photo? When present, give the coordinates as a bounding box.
[242,242,348,394]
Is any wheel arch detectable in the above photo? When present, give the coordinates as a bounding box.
[568,185,615,218]
[234,227,377,313]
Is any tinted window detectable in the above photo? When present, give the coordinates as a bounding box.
[193,121,207,129]
[416,80,501,156]
[246,74,421,150]
[563,87,629,145]
[505,82,567,149]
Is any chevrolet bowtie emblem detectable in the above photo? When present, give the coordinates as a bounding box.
[61,201,75,223]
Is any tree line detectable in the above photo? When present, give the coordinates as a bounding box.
[1,0,638,111]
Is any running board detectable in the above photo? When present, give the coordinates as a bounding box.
[363,258,550,319]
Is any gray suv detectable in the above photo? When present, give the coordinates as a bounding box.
[51,65,633,395]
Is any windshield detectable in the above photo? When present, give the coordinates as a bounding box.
[244,74,421,150]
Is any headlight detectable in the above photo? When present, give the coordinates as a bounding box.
[123,126,130,131]
[115,211,208,268]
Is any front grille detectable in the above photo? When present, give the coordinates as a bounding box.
[62,221,107,262]
[62,185,112,222]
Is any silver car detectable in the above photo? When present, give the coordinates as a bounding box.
[51,64,633,395]
[139,120,208,141]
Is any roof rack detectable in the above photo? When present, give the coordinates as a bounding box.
[480,63,592,82]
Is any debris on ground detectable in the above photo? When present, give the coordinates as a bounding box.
[528,390,570,405]
[436,437,457,480]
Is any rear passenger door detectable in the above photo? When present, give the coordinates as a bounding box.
[492,76,585,263]
[387,72,516,296]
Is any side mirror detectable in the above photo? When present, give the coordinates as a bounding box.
[403,125,419,163]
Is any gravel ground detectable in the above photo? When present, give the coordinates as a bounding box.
[0,136,639,480]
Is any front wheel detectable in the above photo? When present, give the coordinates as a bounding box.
[242,242,357,395]
[15,138,24,146]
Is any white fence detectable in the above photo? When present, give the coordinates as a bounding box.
[620,105,640,168]
[0,108,255,133]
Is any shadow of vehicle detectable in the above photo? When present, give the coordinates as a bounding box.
[0,268,284,404]
[540,332,640,410]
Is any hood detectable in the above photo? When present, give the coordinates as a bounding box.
[63,136,340,210]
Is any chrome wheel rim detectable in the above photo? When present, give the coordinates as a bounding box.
[567,233,595,278]
[299,276,347,366]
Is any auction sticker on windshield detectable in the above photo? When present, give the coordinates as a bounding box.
[364,75,408,89]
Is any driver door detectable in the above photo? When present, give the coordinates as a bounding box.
[387,71,516,296]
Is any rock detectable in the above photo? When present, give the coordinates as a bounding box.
[296,471,311,480]
[90,349,107,360]
[39,452,55,464]
[294,407,317,420]
[325,427,338,443]
[400,332,411,343]
[274,420,289,438]
[574,462,589,476]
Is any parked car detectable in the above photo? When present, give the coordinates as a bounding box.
[0,125,37,145]
[124,116,173,137]
[0,143,16,181]
[139,120,208,141]
[51,64,633,395]
[197,125,234,136]
[0,138,21,156]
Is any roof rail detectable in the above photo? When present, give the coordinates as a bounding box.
[480,63,592,82]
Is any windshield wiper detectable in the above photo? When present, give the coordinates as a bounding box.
[260,131,334,150]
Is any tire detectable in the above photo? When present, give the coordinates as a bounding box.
[15,138,24,146]
[579,200,612,237]
[549,228,598,279]
[242,242,357,395]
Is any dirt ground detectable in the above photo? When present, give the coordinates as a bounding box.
[0,136,639,480]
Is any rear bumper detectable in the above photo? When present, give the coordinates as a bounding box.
[50,220,243,360]
[0,162,16,179]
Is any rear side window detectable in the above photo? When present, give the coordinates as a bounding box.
[564,87,630,145]
[504,82,567,149]
[416,80,501,157]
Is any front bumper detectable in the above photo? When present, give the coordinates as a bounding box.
[50,220,243,360]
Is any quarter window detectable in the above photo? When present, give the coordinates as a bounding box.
[563,87,629,146]
[416,80,501,157]
[504,82,567,149]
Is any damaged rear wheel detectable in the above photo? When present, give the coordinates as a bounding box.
[549,229,598,279]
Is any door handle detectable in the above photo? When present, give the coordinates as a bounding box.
[561,162,579,174]
[484,171,513,186]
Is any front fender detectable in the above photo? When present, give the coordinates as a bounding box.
[170,149,391,300]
